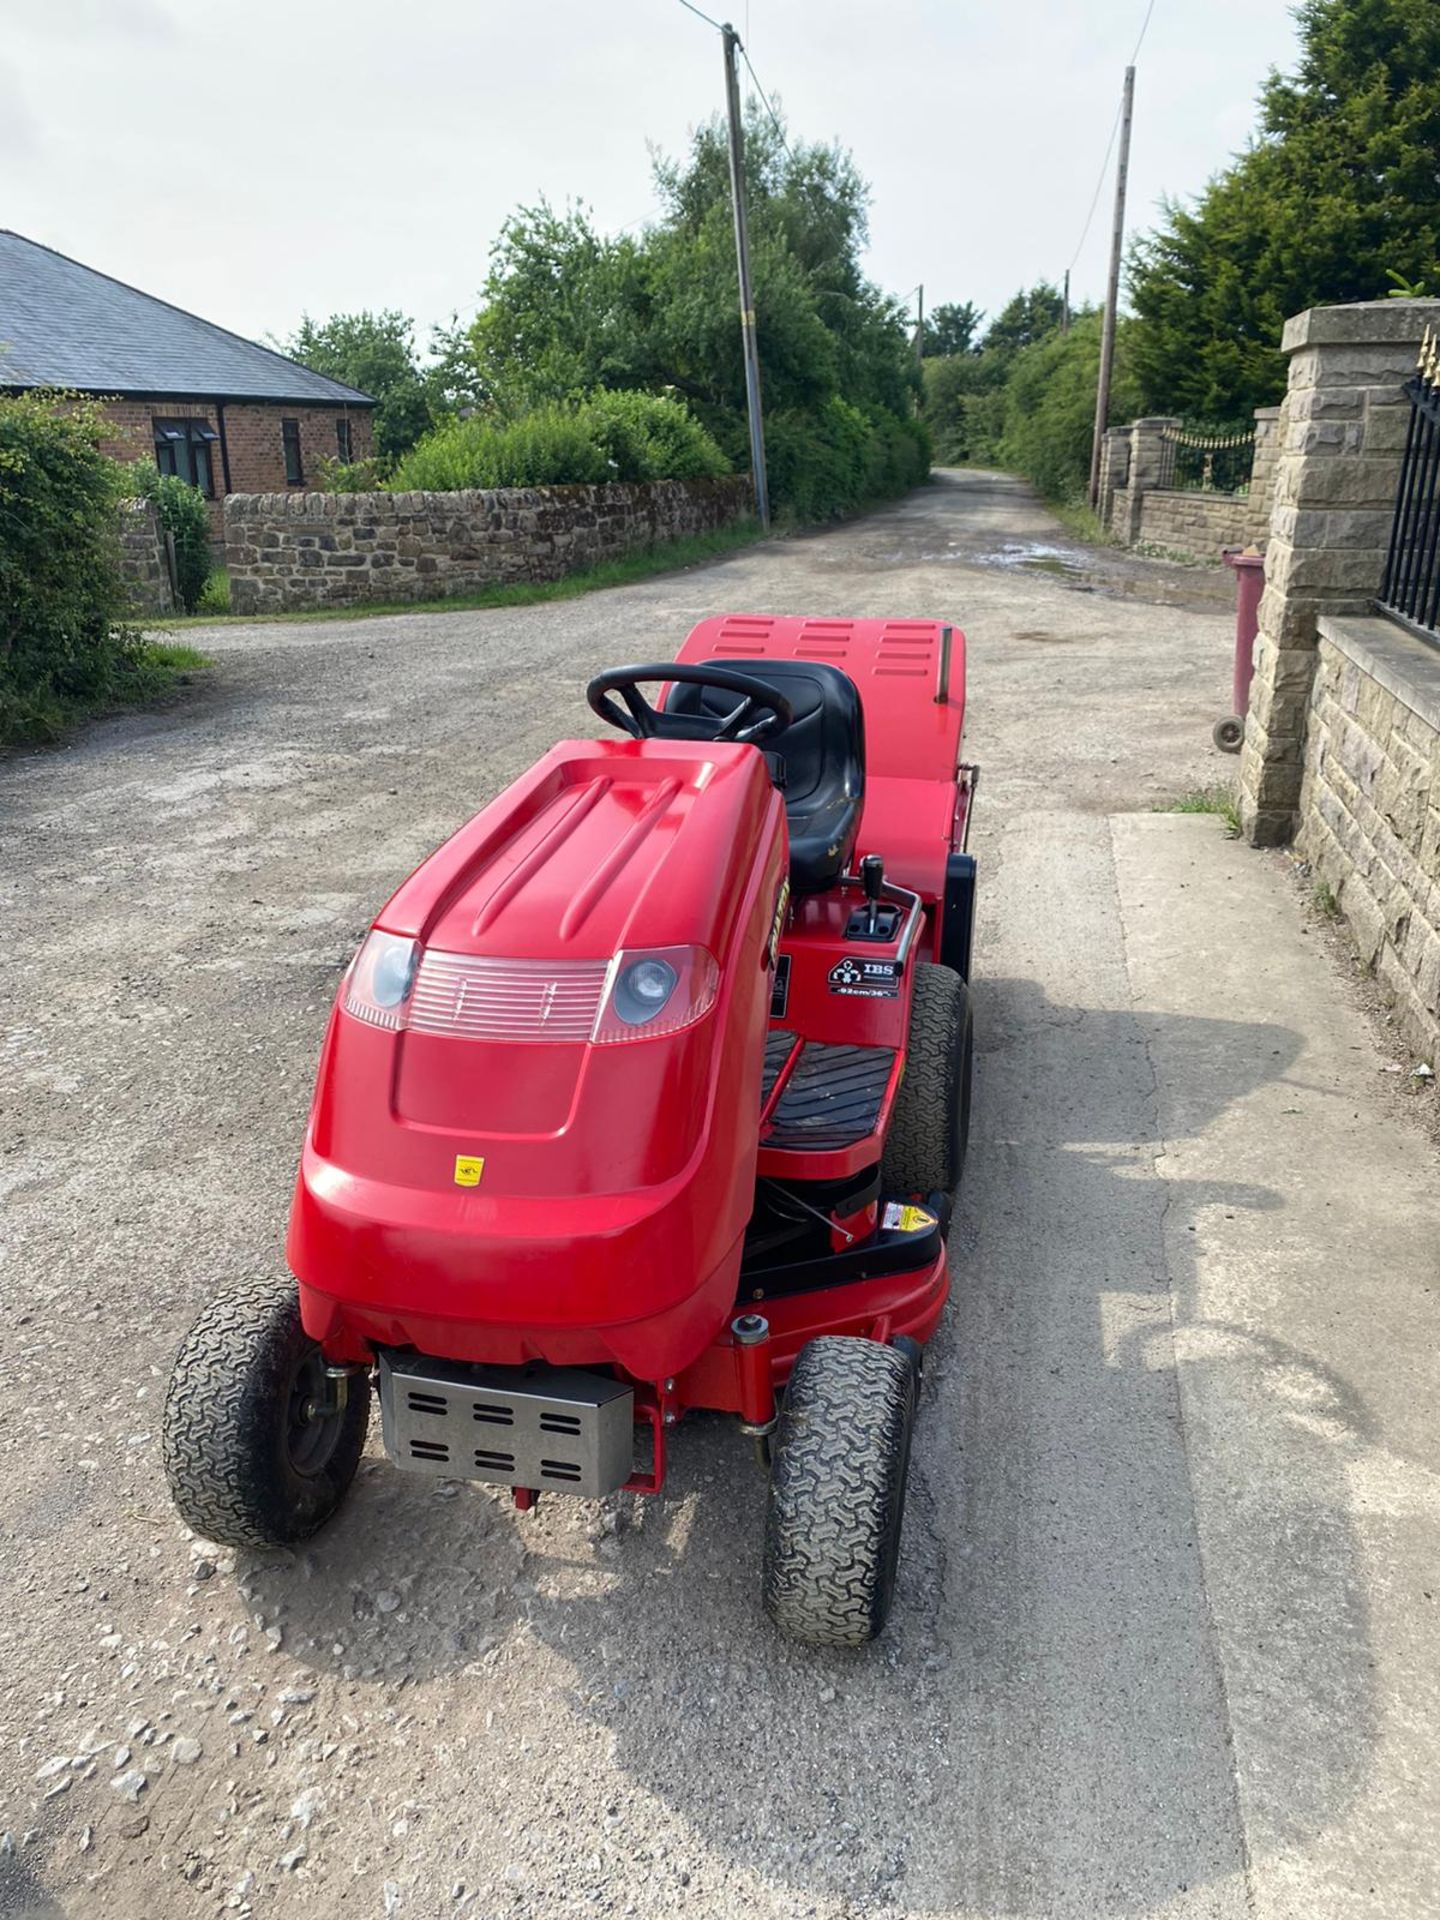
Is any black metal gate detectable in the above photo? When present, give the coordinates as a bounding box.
[1157,424,1256,494]
[1378,336,1440,644]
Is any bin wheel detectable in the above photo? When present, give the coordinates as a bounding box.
[762,1336,916,1647]
[163,1277,369,1550]
[1212,715,1244,753]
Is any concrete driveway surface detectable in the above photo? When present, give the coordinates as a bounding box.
[2,470,1436,1918]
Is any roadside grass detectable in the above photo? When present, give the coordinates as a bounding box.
[151,521,766,629]
[1160,785,1243,838]
[1,638,214,750]
[196,566,231,615]
[1049,499,1117,548]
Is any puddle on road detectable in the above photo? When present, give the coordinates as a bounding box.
[971,540,1089,577]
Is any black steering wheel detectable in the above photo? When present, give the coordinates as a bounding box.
[586,662,795,746]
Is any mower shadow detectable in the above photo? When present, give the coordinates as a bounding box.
[244,976,1378,1918]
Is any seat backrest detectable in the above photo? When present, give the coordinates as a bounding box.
[665,658,865,807]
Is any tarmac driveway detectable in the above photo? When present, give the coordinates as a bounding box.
[2,471,1436,1918]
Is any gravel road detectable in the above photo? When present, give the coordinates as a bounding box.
[3,471,1367,1919]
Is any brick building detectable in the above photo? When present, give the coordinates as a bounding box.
[0,230,375,534]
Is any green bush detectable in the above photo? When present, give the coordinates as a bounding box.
[314,454,386,492]
[389,407,610,491]
[129,463,212,611]
[389,390,729,493]
[0,391,166,743]
[764,398,930,522]
[580,390,730,482]
[996,313,1140,503]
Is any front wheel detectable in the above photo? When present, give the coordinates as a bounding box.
[163,1277,369,1550]
[762,1337,916,1647]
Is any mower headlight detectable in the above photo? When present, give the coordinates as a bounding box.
[592,945,718,1044]
[343,930,419,1030]
[613,956,679,1025]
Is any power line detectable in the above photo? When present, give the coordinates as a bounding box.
[1064,0,1159,277]
[1129,0,1158,64]
[1066,98,1123,275]
[740,46,792,156]
[674,0,725,32]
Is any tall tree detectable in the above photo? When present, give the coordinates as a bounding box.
[284,311,434,465]
[1128,0,1440,418]
[923,301,984,358]
[451,103,926,517]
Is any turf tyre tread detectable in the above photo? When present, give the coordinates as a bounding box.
[882,961,972,1196]
[163,1277,368,1551]
[763,1336,915,1647]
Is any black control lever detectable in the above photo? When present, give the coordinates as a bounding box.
[860,854,884,935]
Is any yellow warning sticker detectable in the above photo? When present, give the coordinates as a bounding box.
[882,1201,935,1234]
[453,1155,485,1188]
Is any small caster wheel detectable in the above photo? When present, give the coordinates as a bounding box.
[1212,715,1244,753]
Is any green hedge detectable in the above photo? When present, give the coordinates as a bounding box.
[390,390,729,492]
[764,398,931,523]
[0,392,170,743]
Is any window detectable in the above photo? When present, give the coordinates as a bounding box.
[152,418,217,498]
[336,416,353,464]
[282,418,304,486]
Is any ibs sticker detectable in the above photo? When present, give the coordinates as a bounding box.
[827,957,900,998]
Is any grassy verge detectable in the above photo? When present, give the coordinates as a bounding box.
[1,639,214,751]
[1160,786,1242,838]
[1048,499,1117,548]
[152,521,766,629]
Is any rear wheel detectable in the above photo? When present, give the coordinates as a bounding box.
[163,1277,369,1550]
[762,1336,916,1647]
[882,961,973,1195]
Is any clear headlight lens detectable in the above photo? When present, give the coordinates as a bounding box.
[592,946,718,1044]
[343,930,419,1029]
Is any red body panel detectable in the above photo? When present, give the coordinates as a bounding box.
[290,739,788,1380]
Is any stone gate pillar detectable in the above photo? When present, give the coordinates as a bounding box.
[1118,416,1180,542]
[1239,300,1440,845]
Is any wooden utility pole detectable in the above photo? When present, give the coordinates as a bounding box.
[1088,64,1135,508]
[722,24,770,528]
[915,283,925,367]
[1061,268,1071,336]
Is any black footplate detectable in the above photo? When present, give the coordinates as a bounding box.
[763,1042,896,1151]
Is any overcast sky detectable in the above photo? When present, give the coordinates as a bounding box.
[4,0,1301,353]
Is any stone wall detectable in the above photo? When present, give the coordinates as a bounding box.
[1298,615,1440,1060]
[1101,406,1278,560]
[1239,300,1440,845]
[225,475,754,615]
[115,500,175,617]
[1137,487,1257,556]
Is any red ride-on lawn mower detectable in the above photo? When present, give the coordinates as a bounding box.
[164,614,978,1647]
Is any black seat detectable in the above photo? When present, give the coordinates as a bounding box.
[667,659,865,893]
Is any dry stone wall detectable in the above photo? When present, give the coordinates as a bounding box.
[116,501,175,618]
[225,476,753,615]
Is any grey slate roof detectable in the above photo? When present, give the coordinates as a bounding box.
[0,231,374,406]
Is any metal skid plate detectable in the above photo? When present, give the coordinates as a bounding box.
[377,1351,634,1497]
